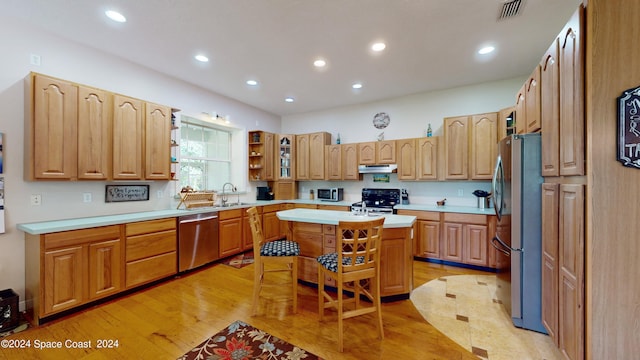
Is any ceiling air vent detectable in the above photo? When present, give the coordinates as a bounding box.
[498,0,524,20]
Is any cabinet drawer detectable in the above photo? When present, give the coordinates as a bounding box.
[443,213,487,225]
[126,218,176,236]
[126,230,176,261]
[397,210,440,221]
[295,203,317,209]
[323,224,336,234]
[324,234,336,249]
[295,222,323,234]
[44,225,120,250]
[125,251,176,288]
[218,209,243,220]
[262,204,280,213]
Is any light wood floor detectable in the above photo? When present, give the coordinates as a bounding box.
[0,259,492,359]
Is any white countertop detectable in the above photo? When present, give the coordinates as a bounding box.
[17,199,491,235]
[394,204,496,215]
[276,208,416,228]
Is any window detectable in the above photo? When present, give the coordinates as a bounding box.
[179,121,232,191]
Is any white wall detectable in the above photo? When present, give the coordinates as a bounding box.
[0,16,280,306]
[281,77,525,206]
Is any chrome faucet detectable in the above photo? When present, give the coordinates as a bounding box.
[221,182,237,206]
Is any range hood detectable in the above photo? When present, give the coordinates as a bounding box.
[358,164,398,174]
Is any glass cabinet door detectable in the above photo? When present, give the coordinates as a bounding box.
[277,134,295,180]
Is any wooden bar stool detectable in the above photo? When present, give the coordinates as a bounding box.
[316,217,385,352]
[246,207,300,315]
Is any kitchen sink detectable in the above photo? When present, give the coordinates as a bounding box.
[219,202,256,208]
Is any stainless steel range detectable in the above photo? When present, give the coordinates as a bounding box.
[351,188,401,214]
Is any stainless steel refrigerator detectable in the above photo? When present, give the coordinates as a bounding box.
[491,133,547,334]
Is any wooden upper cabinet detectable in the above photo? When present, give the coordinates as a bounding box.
[444,116,469,179]
[515,83,526,135]
[77,86,110,180]
[541,39,561,177]
[377,140,396,164]
[416,137,439,180]
[309,132,330,180]
[396,138,416,180]
[525,65,542,133]
[469,112,497,180]
[559,6,585,177]
[144,103,171,180]
[263,132,275,181]
[295,134,310,180]
[498,106,516,141]
[342,143,360,180]
[276,134,294,181]
[113,95,143,180]
[31,74,78,180]
[358,142,376,165]
[325,145,342,180]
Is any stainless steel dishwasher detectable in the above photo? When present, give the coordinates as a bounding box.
[178,211,219,272]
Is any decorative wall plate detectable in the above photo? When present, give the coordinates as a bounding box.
[373,112,390,129]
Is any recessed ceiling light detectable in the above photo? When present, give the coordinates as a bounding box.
[105,10,126,23]
[478,46,495,55]
[371,42,386,52]
[285,97,295,103]
[352,83,363,89]
[246,80,258,86]
[194,54,209,62]
[313,59,326,68]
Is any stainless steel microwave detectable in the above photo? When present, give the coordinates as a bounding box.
[317,188,343,202]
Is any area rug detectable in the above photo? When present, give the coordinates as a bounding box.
[222,252,254,269]
[177,320,322,360]
[410,275,562,360]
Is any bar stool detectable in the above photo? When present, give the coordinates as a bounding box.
[316,217,385,352]
[246,207,300,315]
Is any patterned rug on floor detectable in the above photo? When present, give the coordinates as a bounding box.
[410,274,563,360]
[177,320,322,360]
[221,252,254,269]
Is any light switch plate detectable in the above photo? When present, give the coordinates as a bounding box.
[83,193,92,203]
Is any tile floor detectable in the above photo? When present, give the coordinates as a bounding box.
[410,274,563,360]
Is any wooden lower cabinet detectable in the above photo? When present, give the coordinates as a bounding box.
[443,214,489,267]
[124,218,177,288]
[219,209,243,258]
[399,209,494,268]
[262,204,284,241]
[289,221,412,298]
[31,225,122,320]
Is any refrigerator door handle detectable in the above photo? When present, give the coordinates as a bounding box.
[492,155,504,221]
[491,234,520,255]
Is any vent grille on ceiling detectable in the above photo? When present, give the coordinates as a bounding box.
[498,0,524,20]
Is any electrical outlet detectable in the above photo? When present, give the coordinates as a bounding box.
[457,189,464,197]
[83,193,92,203]
[157,190,163,199]
[30,54,41,66]
[30,194,42,206]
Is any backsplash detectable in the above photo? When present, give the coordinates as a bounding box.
[293,174,492,207]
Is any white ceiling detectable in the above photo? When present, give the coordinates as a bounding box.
[4,0,581,116]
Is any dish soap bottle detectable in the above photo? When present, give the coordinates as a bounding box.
[336,133,341,144]
[427,123,432,137]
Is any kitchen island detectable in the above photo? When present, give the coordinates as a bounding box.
[276,208,417,300]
